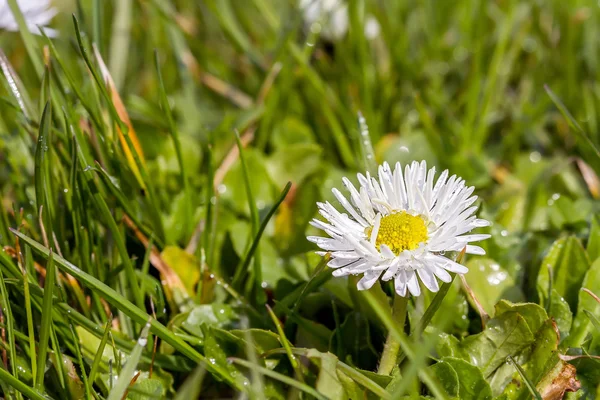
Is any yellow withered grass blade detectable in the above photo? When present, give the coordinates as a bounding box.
[93,45,146,187]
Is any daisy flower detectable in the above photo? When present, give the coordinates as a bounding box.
[308,161,490,297]
[0,0,57,37]
[300,0,380,41]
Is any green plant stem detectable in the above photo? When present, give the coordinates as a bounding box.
[378,294,409,375]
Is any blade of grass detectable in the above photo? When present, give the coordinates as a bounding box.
[22,268,37,388]
[88,318,112,384]
[229,357,328,400]
[68,323,92,400]
[0,49,36,119]
[233,129,262,303]
[107,320,151,400]
[35,249,55,392]
[0,368,47,400]
[0,269,22,400]
[10,229,243,390]
[232,182,292,297]
[545,84,600,162]
[155,50,192,240]
[265,305,304,383]
[507,356,543,400]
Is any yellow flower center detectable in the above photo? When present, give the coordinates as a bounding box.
[366,212,428,255]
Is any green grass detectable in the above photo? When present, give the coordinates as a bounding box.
[1,0,600,398]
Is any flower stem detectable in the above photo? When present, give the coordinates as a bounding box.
[377,294,409,375]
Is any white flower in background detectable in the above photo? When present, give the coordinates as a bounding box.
[0,0,57,36]
[308,161,491,297]
[300,0,380,41]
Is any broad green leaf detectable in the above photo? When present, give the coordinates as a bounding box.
[537,236,590,311]
[465,258,514,316]
[182,304,238,339]
[430,361,459,398]
[569,258,600,347]
[494,301,548,334]
[440,357,492,400]
[128,374,166,400]
[461,309,535,376]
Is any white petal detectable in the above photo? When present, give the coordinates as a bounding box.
[456,234,491,243]
[357,271,382,291]
[433,266,452,283]
[380,244,395,259]
[417,267,439,293]
[437,257,468,274]
[465,245,486,255]
[395,270,408,297]
[406,270,421,296]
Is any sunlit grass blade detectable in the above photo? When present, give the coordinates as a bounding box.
[34,101,51,214]
[229,357,328,400]
[0,49,36,119]
[107,320,151,400]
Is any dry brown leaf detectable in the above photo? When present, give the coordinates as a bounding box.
[537,361,581,399]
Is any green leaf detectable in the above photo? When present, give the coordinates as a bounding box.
[439,357,493,400]
[537,236,590,311]
[569,258,600,347]
[461,307,535,376]
[494,301,548,334]
[429,361,459,398]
